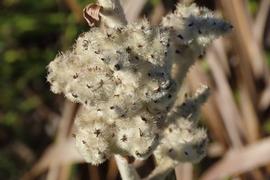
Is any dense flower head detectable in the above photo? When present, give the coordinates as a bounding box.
[47,0,231,165]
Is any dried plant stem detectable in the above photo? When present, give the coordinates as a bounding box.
[144,161,174,180]
[207,47,244,147]
[220,0,267,79]
[175,163,193,180]
[254,0,270,45]
[114,155,140,180]
[201,137,270,180]
[47,101,78,180]
[65,0,83,23]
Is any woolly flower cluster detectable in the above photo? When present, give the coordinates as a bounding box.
[47,0,231,166]
[155,85,210,165]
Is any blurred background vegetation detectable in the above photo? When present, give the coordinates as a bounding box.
[1,0,270,179]
[0,0,91,178]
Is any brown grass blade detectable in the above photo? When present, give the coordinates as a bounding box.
[254,0,270,45]
[46,101,79,180]
[56,101,78,142]
[219,0,267,79]
[106,158,118,180]
[65,0,83,23]
[212,39,230,76]
[207,142,225,158]
[238,85,260,142]
[207,45,245,147]
[201,137,270,180]
[22,138,83,180]
[89,165,101,180]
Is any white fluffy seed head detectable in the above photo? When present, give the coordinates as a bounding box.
[113,114,160,159]
[73,107,115,164]
[162,3,232,85]
[74,107,160,162]
[47,2,231,165]
[154,118,208,164]
[162,3,232,48]
[48,21,177,120]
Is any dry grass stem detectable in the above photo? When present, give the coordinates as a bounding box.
[201,138,270,180]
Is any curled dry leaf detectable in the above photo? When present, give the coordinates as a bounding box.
[83,3,102,27]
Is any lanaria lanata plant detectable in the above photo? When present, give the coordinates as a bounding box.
[47,0,231,179]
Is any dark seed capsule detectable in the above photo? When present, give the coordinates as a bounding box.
[132,68,137,73]
[139,128,144,137]
[94,129,101,137]
[155,133,159,140]
[73,73,78,79]
[114,64,121,71]
[126,47,131,53]
[117,27,123,33]
[135,151,141,157]
[121,135,127,142]
[86,84,92,88]
[177,34,183,39]
[107,33,112,38]
[141,116,147,122]
[175,50,181,54]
